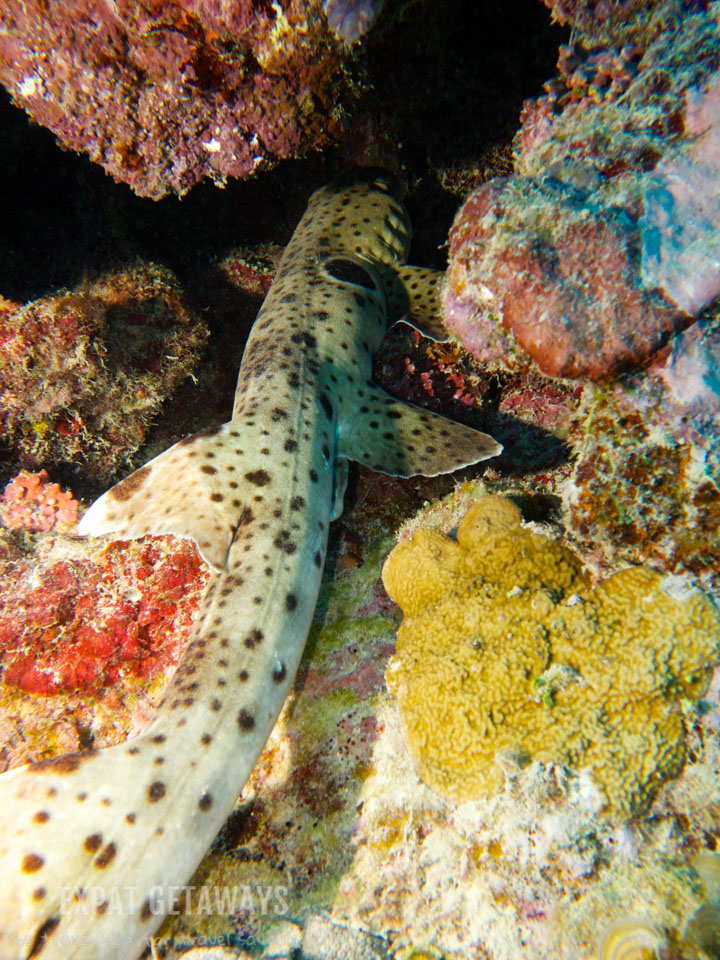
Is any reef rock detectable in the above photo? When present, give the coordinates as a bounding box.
[446,0,720,380]
[446,175,688,380]
[0,0,357,198]
[0,261,208,482]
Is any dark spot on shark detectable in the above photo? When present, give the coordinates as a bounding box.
[238,670,249,682]
[199,793,213,811]
[30,752,91,774]
[27,916,60,956]
[83,835,102,854]
[109,465,151,502]
[284,438,297,452]
[22,853,44,873]
[148,781,166,803]
[94,843,117,869]
[246,470,271,486]
[201,465,217,474]
[290,496,305,510]
[244,627,264,649]
[319,392,333,420]
[273,662,287,683]
[238,709,255,731]
[286,593,298,611]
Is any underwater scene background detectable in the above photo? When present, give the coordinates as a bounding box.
[2,1,720,958]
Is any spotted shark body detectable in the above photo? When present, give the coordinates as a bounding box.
[0,170,501,960]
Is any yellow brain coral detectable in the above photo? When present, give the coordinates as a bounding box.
[382,496,720,816]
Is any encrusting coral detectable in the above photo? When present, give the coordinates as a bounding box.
[383,496,720,817]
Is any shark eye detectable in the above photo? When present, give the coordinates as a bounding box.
[324,257,378,291]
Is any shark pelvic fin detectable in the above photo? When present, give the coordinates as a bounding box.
[383,265,451,341]
[338,384,502,477]
[77,423,249,571]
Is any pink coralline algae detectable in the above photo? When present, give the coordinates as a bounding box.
[0,471,79,533]
[0,534,207,697]
[324,0,381,42]
[0,261,208,482]
[0,1,354,199]
[447,0,720,381]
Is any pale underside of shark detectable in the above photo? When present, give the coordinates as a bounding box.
[0,170,501,960]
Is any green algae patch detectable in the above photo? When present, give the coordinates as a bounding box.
[383,495,720,817]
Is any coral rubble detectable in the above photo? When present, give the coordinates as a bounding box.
[562,311,720,597]
[382,495,720,816]
[0,1,356,198]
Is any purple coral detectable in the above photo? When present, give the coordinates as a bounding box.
[640,75,720,315]
[324,0,380,42]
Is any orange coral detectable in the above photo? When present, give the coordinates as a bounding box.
[0,470,79,532]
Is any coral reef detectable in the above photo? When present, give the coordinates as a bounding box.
[562,313,720,597]
[0,531,207,699]
[0,1,355,199]
[0,470,78,532]
[0,260,208,483]
[382,495,720,816]
[0,467,208,771]
[373,325,493,425]
[446,175,688,380]
[446,2,720,380]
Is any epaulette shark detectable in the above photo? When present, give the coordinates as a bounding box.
[0,169,501,960]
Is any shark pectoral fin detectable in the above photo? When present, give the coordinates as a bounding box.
[77,422,248,571]
[338,385,502,478]
[384,265,451,342]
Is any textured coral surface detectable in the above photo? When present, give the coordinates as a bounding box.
[0,261,208,482]
[447,175,689,380]
[0,477,208,769]
[383,496,720,816]
[0,0,353,198]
